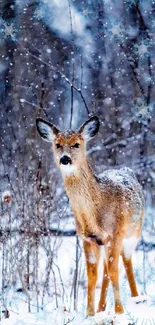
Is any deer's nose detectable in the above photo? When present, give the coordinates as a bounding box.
[60,155,72,165]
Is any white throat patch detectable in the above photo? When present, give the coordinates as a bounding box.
[60,164,78,176]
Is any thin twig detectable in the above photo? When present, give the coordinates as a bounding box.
[80,54,83,91]
[73,235,79,311]
[19,42,89,115]
[68,0,74,128]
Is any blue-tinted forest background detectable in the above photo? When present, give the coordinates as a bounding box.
[0,0,155,319]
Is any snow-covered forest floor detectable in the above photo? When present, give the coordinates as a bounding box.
[2,296,155,325]
[2,297,155,325]
[1,231,155,325]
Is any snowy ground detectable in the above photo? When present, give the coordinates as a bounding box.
[1,223,155,325]
[2,295,155,325]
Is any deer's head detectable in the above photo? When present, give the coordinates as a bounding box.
[36,116,100,176]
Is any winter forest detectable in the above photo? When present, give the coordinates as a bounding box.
[0,0,155,324]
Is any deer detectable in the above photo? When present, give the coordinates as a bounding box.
[36,115,144,318]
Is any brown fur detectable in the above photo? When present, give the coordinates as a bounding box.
[52,132,144,316]
[37,119,144,316]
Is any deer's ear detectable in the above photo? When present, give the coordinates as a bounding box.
[78,116,100,141]
[36,118,60,142]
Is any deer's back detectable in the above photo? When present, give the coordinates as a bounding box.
[96,167,144,237]
[98,167,144,213]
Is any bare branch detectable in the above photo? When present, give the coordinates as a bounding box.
[18,42,89,116]
[0,228,76,237]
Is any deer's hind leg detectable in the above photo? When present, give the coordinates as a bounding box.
[84,240,101,316]
[122,253,138,297]
[122,236,140,297]
[106,239,124,314]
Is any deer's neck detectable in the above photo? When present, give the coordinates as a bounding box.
[62,160,103,238]
[63,161,102,238]
[63,160,98,194]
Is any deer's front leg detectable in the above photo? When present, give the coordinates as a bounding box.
[97,260,109,312]
[83,240,101,316]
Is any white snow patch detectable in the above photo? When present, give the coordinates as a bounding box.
[83,311,114,325]
[107,241,111,248]
[101,245,106,261]
[109,256,114,263]
[125,295,155,325]
[127,294,148,305]
[3,298,155,325]
[88,252,97,264]
[1,190,12,202]
[123,236,139,259]
[114,313,131,325]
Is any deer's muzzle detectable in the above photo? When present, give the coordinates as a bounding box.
[60,155,72,165]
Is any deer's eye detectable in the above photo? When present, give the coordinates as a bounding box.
[56,143,62,149]
[73,143,80,148]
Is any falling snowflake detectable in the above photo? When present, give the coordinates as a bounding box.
[132,98,151,119]
[138,102,149,117]
[111,24,122,36]
[34,7,45,19]
[107,22,124,41]
[15,0,22,5]
[82,8,91,16]
[138,43,149,56]
[1,21,16,41]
